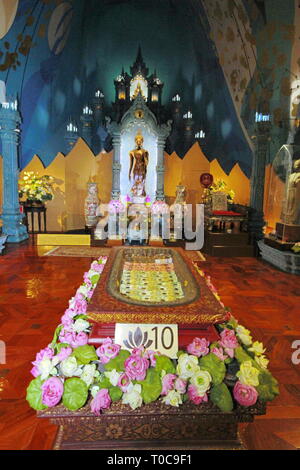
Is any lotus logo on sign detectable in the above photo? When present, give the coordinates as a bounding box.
[123,327,153,350]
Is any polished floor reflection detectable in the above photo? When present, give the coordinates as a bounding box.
[0,242,299,450]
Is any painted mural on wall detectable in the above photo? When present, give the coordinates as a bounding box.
[0,0,298,177]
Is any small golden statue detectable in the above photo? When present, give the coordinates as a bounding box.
[129,131,149,198]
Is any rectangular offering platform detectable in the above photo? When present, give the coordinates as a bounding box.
[87,246,229,326]
[37,399,266,450]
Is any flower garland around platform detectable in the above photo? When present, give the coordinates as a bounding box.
[26,257,279,414]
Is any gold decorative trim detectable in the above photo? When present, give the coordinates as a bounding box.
[88,311,226,324]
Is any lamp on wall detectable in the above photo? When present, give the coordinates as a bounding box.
[195,130,206,139]
[83,106,93,115]
[172,94,181,102]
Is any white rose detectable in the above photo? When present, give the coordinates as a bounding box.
[90,385,100,398]
[248,341,265,356]
[255,355,269,369]
[122,384,143,410]
[87,269,100,279]
[60,356,82,377]
[162,390,183,407]
[190,370,212,395]
[176,354,200,380]
[38,358,57,380]
[73,319,90,333]
[236,325,252,346]
[77,285,89,298]
[68,297,77,312]
[81,364,97,386]
[104,369,121,387]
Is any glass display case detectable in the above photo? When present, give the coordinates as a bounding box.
[264,144,300,245]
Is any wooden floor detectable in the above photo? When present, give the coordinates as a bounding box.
[0,241,299,450]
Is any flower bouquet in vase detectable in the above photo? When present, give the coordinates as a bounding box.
[19,171,54,206]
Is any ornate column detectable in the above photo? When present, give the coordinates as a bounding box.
[156,121,172,201]
[107,119,121,200]
[0,102,28,242]
[248,120,271,241]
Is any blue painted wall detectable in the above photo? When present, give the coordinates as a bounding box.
[1,0,292,177]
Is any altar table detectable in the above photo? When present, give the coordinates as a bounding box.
[37,399,266,450]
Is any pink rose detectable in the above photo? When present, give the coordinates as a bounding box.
[91,261,106,273]
[73,294,87,315]
[34,347,54,364]
[187,337,210,357]
[145,350,160,367]
[59,329,76,345]
[233,381,258,407]
[174,378,187,394]
[131,347,145,357]
[96,338,121,364]
[117,373,131,392]
[31,347,54,373]
[91,389,111,416]
[211,346,228,361]
[124,355,149,381]
[56,347,73,362]
[161,374,177,396]
[220,329,238,350]
[59,330,88,348]
[187,384,208,405]
[30,366,39,377]
[72,331,88,348]
[61,312,74,328]
[83,273,93,287]
[41,377,64,407]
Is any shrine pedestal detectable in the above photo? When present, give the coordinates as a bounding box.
[37,400,266,450]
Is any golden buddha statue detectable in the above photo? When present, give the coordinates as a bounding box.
[129,132,149,198]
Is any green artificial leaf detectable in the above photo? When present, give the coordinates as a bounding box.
[210,383,233,412]
[109,386,123,402]
[234,347,279,402]
[182,393,189,403]
[96,374,111,389]
[154,355,176,374]
[55,343,69,354]
[105,349,130,372]
[72,345,98,365]
[95,374,111,388]
[74,314,88,321]
[234,346,259,368]
[90,274,100,285]
[50,325,63,347]
[139,369,162,404]
[256,370,280,402]
[62,378,88,411]
[26,376,48,411]
[225,316,238,329]
[199,353,226,385]
[225,357,233,365]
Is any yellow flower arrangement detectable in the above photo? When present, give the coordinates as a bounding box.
[19,171,54,203]
[209,179,235,204]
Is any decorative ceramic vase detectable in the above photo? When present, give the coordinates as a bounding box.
[84,183,100,227]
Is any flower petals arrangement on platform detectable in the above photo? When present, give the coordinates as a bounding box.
[26,257,279,414]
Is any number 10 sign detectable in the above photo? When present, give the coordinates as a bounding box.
[115,324,178,359]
